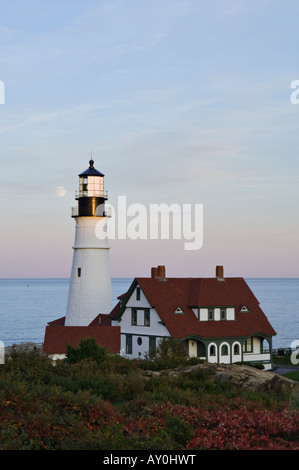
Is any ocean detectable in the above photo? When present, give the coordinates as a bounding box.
[0,278,298,349]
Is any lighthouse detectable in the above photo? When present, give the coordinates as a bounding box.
[64,158,113,326]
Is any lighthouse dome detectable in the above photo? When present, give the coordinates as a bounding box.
[79,159,104,177]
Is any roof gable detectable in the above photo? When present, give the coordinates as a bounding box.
[111,279,153,320]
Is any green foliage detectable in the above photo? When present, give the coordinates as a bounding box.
[273,352,294,365]
[235,361,264,370]
[164,413,193,446]
[66,337,107,365]
[141,338,203,371]
[283,370,299,382]
[0,349,298,450]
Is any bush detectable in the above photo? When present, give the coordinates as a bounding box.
[141,338,190,370]
[165,413,193,446]
[66,338,107,365]
[125,370,145,398]
[0,349,298,450]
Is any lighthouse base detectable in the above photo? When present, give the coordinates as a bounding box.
[65,247,113,326]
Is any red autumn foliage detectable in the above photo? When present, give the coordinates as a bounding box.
[0,352,298,450]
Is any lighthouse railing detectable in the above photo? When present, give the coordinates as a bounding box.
[71,206,78,217]
[71,205,111,217]
[75,189,108,199]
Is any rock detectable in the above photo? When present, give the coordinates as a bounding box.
[214,363,299,395]
[144,362,299,395]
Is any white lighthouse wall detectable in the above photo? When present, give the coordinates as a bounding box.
[65,217,113,326]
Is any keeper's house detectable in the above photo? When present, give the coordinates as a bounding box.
[44,265,276,369]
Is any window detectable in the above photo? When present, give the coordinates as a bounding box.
[77,267,81,277]
[221,344,229,356]
[136,286,141,301]
[131,308,150,326]
[131,309,137,326]
[137,337,142,345]
[203,306,234,321]
[210,344,216,356]
[233,344,240,355]
[126,335,132,355]
[144,309,150,326]
[149,337,156,356]
[243,338,253,353]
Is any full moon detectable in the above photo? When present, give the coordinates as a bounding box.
[56,186,66,197]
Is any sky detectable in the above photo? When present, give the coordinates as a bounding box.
[0,0,299,278]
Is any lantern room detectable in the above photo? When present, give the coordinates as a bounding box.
[73,159,108,217]
[76,159,107,199]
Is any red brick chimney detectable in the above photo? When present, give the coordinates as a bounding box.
[157,265,165,280]
[216,265,224,280]
[151,267,158,279]
[151,265,166,280]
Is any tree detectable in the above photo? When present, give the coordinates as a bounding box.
[66,337,107,365]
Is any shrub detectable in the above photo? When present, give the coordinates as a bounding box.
[141,338,190,370]
[66,338,107,365]
[0,350,298,450]
[125,370,145,398]
[164,413,193,446]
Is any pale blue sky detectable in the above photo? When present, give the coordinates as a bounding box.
[0,0,299,278]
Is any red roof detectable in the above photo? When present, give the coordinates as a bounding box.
[113,275,276,340]
[89,313,113,326]
[43,266,276,354]
[48,316,65,326]
[43,325,120,354]
[48,311,115,327]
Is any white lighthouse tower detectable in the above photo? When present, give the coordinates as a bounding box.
[65,158,113,326]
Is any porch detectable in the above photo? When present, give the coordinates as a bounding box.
[184,335,273,369]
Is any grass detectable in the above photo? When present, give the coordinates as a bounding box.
[273,354,297,366]
[283,370,299,382]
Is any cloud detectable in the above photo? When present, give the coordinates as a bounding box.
[0,102,112,134]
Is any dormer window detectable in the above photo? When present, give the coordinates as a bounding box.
[198,307,235,321]
[174,307,185,314]
[241,306,250,312]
